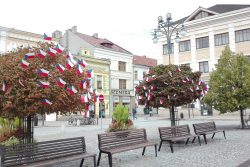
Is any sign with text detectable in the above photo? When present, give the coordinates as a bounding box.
[111,89,131,96]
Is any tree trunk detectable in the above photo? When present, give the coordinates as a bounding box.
[240,108,245,129]
[27,115,32,143]
[170,106,175,126]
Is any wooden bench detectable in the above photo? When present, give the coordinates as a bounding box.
[158,124,201,153]
[192,121,226,144]
[0,137,96,167]
[97,128,157,167]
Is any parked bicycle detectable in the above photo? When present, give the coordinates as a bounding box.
[80,117,96,125]
[67,116,77,126]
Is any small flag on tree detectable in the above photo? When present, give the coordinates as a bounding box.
[56,63,65,73]
[87,69,94,78]
[87,92,92,99]
[48,48,57,57]
[176,66,181,72]
[20,59,30,69]
[54,44,64,53]
[66,51,73,59]
[78,59,87,68]
[81,94,88,103]
[24,53,35,59]
[168,71,172,77]
[37,81,50,88]
[37,50,47,59]
[66,59,74,69]
[160,98,164,104]
[76,65,83,75]
[43,33,52,41]
[41,98,52,105]
[81,80,87,90]
[2,81,8,92]
[67,85,78,95]
[57,78,66,87]
[38,68,50,77]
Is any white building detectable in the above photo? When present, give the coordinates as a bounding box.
[133,55,157,113]
[60,26,134,115]
[160,4,250,115]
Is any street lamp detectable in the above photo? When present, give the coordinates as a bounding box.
[152,13,187,64]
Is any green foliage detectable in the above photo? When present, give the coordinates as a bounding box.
[0,117,21,142]
[135,64,203,108]
[203,46,250,113]
[108,105,134,132]
[1,136,20,146]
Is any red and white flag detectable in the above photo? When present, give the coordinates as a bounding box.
[76,65,83,75]
[78,59,87,68]
[20,59,30,69]
[48,48,57,57]
[37,81,50,88]
[160,98,164,104]
[81,80,87,90]
[24,53,35,59]
[66,51,73,59]
[56,63,65,73]
[38,68,50,77]
[81,94,88,103]
[37,49,47,58]
[54,44,64,53]
[87,69,94,78]
[87,92,92,99]
[2,81,8,92]
[44,33,52,41]
[67,86,78,95]
[41,98,52,105]
[176,66,181,72]
[66,59,74,69]
[57,78,66,87]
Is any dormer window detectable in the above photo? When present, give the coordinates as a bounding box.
[100,42,113,48]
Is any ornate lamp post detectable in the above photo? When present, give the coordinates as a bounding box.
[152,13,187,64]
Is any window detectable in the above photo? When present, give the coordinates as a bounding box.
[163,43,174,55]
[235,28,250,43]
[199,61,209,73]
[196,36,209,49]
[214,33,229,46]
[119,79,126,89]
[194,11,209,20]
[118,61,126,71]
[97,75,102,89]
[179,40,191,52]
[134,70,138,80]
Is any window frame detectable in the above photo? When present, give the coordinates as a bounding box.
[235,28,250,43]
[179,40,191,52]
[199,61,209,73]
[96,75,102,89]
[163,43,174,55]
[119,79,126,89]
[214,33,229,46]
[134,70,138,81]
[118,61,126,71]
[196,36,209,49]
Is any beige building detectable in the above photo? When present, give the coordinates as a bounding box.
[0,26,61,54]
[161,4,250,115]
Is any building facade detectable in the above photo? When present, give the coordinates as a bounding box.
[133,55,157,113]
[60,26,134,116]
[161,4,250,114]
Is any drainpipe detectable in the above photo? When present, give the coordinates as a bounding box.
[109,63,112,118]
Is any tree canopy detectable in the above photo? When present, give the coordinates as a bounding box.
[203,46,250,113]
[135,64,206,108]
[0,42,96,118]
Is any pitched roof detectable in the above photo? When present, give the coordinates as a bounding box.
[75,32,132,55]
[133,55,157,67]
[175,4,250,24]
[207,4,250,14]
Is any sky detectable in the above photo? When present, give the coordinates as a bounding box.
[0,0,249,64]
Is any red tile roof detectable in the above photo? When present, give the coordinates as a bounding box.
[75,32,132,55]
[133,55,157,67]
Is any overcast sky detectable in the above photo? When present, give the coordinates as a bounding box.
[1,0,249,63]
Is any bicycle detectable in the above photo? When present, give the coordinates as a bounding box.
[67,116,77,126]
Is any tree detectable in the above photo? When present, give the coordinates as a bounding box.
[0,42,96,142]
[135,64,206,126]
[203,46,250,128]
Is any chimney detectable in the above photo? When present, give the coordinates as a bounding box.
[93,33,98,38]
[52,30,62,39]
[71,26,77,33]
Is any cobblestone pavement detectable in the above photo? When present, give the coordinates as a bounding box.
[34,116,250,167]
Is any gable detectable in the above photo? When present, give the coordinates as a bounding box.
[185,7,218,22]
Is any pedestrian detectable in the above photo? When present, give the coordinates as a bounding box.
[149,107,153,117]
[132,106,137,120]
